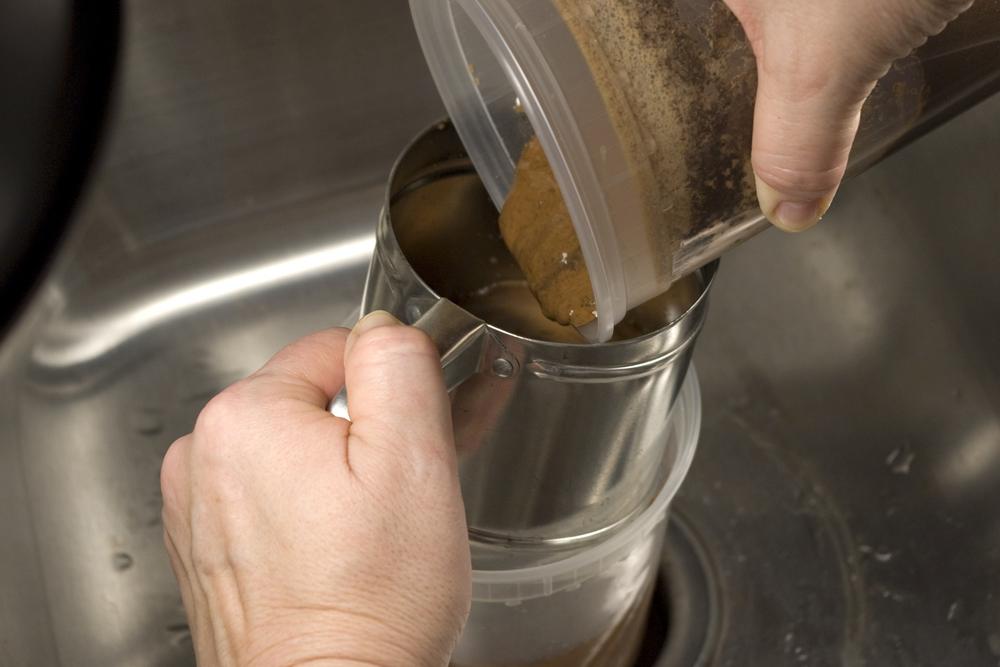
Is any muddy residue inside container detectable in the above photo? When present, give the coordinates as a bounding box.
[497,0,756,328]
[498,137,596,329]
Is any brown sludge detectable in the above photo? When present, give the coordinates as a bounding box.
[553,0,758,268]
[498,1,757,330]
[498,137,597,330]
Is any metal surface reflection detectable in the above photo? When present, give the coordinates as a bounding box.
[32,236,373,370]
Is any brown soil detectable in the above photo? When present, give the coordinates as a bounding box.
[498,137,596,329]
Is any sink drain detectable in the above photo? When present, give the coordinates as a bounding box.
[635,510,723,667]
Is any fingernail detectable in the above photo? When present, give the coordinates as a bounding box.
[774,200,823,232]
[755,177,831,232]
[345,310,401,357]
[354,310,401,335]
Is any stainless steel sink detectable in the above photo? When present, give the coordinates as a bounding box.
[1,1,998,665]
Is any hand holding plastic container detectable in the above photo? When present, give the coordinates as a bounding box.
[411,0,1000,341]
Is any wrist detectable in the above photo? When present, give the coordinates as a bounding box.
[237,613,446,667]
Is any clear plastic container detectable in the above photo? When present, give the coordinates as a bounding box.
[411,0,1000,342]
[451,368,701,667]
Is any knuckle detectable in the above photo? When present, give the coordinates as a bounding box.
[190,546,230,579]
[351,423,453,486]
[753,158,844,199]
[193,381,250,436]
[860,0,970,67]
[905,0,970,37]
[160,438,187,507]
[189,381,259,472]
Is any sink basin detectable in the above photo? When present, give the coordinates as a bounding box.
[2,1,998,665]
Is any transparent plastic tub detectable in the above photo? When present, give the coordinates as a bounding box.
[411,0,1000,342]
[451,368,701,666]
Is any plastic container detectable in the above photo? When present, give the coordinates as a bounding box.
[410,0,1000,342]
[451,368,701,667]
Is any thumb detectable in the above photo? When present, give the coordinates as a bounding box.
[342,311,455,469]
[742,0,975,232]
[748,25,870,232]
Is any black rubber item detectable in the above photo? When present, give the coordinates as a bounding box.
[0,1,121,341]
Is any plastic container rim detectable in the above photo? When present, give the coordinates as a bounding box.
[409,0,627,342]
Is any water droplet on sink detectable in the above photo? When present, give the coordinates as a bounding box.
[885,445,915,475]
[112,552,134,572]
[988,633,1000,656]
[873,549,894,563]
[131,408,164,436]
[167,622,192,647]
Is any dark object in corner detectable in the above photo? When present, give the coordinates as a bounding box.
[0,1,121,341]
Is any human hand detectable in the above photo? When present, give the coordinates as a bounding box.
[724,0,974,231]
[160,312,470,667]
